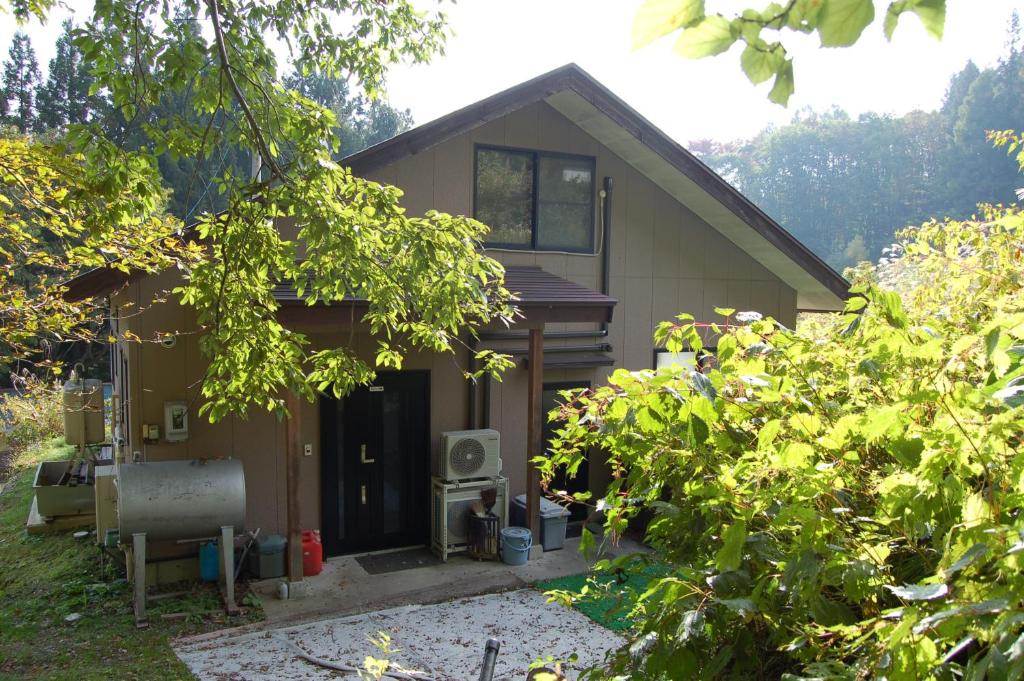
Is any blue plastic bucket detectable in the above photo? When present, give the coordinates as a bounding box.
[500,527,533,566]
[199,541,219,582]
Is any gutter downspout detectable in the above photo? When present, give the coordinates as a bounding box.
[468,339,478,429]
[600,176,613,334]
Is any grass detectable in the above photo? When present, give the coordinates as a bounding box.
[0,438,264,680]
[536,561,669,632]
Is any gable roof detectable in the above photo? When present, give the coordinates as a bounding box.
[344,63,848,311]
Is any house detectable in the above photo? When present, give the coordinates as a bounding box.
[65,64,847,567]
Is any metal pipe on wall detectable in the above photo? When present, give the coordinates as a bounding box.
[601,176,614,332]
[482,373,491,429]
[478,329,608,341]
[467,338,478,430]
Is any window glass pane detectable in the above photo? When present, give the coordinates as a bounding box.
[475,149,533,246]
[537,204,591,250]
[537,156,593,251]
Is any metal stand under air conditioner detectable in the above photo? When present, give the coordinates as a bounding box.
[131,526,239,627]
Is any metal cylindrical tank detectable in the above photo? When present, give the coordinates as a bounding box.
[117,459,246,541]
[62,377,105,445]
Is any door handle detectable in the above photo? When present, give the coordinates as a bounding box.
[360,444,375,464]
[361,484,367,505]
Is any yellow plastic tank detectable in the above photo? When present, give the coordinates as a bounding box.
[62,374,105,446]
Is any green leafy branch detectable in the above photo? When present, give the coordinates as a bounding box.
[632,0,948,106]
[545,195,1024,677]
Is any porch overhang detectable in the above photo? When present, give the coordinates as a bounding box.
[272,265,617,329]
[501,266,616,326]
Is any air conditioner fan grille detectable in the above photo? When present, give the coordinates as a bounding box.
[449,437,486,476]
[446,499,473,540]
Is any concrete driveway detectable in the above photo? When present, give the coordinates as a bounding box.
[250,534,646,628]
[174,588,623,680]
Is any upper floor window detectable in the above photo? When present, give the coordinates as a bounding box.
[474,145,596,252]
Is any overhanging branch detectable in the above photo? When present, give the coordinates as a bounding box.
[205,0,287,184]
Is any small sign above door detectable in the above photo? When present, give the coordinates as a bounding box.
[369,386,384,392]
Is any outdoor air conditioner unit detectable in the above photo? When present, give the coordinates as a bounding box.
[435,429,501,481]
[431,476,508,561]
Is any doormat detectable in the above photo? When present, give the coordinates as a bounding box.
[354,547,442,575]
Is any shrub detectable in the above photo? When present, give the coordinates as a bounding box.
[545,206,1024,679]
[1,371,63,459]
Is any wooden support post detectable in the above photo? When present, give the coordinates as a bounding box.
[285,391,303,584]
[526,327,543,546]
[132,532,148,627]
[219,525,238,615]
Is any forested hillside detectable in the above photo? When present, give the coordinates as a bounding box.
[695,16,1024,273]
[0,19,413,221]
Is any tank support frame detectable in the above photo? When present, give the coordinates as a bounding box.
[130,526,239,628]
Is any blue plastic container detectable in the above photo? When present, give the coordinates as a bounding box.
[199,541,219,582]
[500,527,533,566]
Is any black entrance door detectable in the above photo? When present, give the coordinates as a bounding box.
[320,371,430,556]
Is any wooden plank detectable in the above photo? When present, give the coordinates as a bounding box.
[25,496,95,535]
[133,532,148,627]
[285,391,303,583]
[526,328,543,543]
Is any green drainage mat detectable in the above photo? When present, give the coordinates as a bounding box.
[535,562,669,632]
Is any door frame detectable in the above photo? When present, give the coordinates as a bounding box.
[319,370,431,556]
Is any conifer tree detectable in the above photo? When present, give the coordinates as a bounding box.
[35,19,99,130]
[1,32,40,132]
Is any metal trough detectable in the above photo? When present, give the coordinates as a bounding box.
[33,460,95,517]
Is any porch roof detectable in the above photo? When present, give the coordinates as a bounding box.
[273,265,617,327]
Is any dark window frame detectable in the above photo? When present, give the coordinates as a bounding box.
[473,144,597,253]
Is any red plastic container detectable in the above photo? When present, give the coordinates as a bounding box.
[302,530,323,576]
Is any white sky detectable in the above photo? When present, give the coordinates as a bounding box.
[4,0,1021,142]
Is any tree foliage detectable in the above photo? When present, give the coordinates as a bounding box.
[284,68,414,159]
[0,134,195,369]
[34,19,103,132]
[0,371,63,456]
[3,0,515,417]
[544,149,1024,678]
[633,0,948,106]
[6,15,415,222]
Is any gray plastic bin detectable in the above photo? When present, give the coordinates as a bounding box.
[511,494,571,551]
[247,534,287,579]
